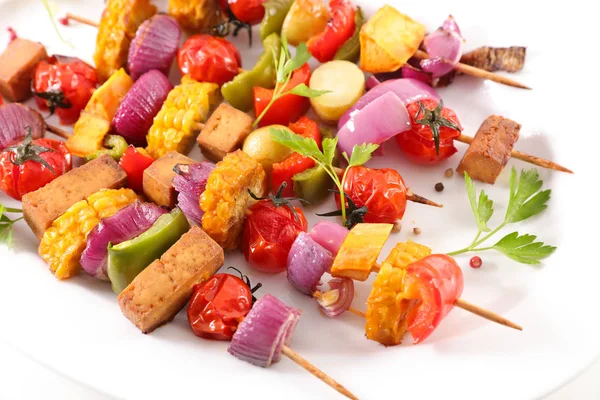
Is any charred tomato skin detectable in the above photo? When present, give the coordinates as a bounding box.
[243,200,308,273]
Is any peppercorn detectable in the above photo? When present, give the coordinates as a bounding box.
[435,182,444,192]
[470,256,482,269]
[444,168,454,178]
[413,227,421,235]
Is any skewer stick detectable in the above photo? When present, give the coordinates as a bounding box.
[456,134,573,173]
[413,49,532,90]
[369,262,522,331]
[46,124,71,140]
[66,12,99,28]
[281,346,358,400]
[313,291,366,318]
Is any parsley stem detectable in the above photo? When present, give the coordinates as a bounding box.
[471,223,506,248]
[253,82,280,127]
[339,167,350,224]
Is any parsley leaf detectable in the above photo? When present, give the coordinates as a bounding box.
[287,83,330,98]
[345,143,380,167]
[447,169,555,266]
[465,172,493,232]
[270,127,324,163]
[492,232,556,265]
[505,167,551,223]
[322,137,338,166]
[0,204,23,250]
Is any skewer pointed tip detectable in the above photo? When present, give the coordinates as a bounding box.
[454,298,523,331]
[406,191,443,208]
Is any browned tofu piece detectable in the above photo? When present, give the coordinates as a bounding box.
[460,46,526,73]
[143,151,195,207]
[118,226,224,333]
[22,154,127,240]
[0,39,47,102]
[457,116,521,184]
[196,103,253,162]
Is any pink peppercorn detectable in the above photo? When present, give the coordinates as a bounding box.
[469,256,482,269]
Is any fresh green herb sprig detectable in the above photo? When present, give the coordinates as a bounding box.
[42,0,75,49]
[270,127,378,225]
[447,168,556,265]
[252,34,329,127]
[0,204,23,250]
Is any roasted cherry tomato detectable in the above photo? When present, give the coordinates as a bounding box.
[270,116,321,195]
[118,145,155,193]
[33,55,98,125]
[0,131,71,200]
[178,34,242,86]
[306,0,355,63]
[229,0,266,25]
[404,254,464,343]
[336,166,407,223]
[188,271,258,340]
[395,99,462,165]
[253,63,311,127]
[0,96,3,106]
[243,195,308,273]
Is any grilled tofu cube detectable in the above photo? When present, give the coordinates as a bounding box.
[196,103,254,162]
[143,151,195,207]
[457,115,521,184]
[118,226,224,333]
[0,39,47,102]
[22,154,127,240]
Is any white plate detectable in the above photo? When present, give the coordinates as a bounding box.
[0,0,598,399]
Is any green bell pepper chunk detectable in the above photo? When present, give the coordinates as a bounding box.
[86,135,128,162]
[333,7,365,62]
[221,33,282,111]
[259,0,294,42]
[107,208,190,294]
[293,164,332,204]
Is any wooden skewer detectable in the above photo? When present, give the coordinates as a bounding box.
[313,291,366,318]
[66,12,99,28]
[45,124,71,140]
[456,134,573,174]
[281,346,358,400]
[413,49,532,90]
[369,262,522,331]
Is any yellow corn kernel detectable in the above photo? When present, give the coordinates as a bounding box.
[383,240,432,270]
[168,0,221,32]
[39,189,137,280]
[330,223,393,281]
[146,76,220,158]
[94,0,157,81]
[200,150,266,250]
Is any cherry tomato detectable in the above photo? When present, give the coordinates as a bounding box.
[0,133,71,200]
[404,254,463,343]
[243,199,308,273]
[33,55,98,125]
[395,99,462,165]
[253,63,311,128]
[306,0,355,62]
[187,272,255,340]
[178,35,242,86]
[335,166,407,223]
[229,0,266,25]
[270,116,321,195]
[118,145,155,193]
[0,96,3,106]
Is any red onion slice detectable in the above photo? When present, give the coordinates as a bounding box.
[0,104,45,149]
[337,91,411,157]
[287,232,333,295]
[81,202,167,280]
[228,294,301,368]
[128,14,182,81]
[400,64,432,85]
[172,162,215,225]
[308,221,348,256]
[421,16,464,78]
[338,78,440,129]
[317,277,354,317]
[113,70,173,146]
[365,75,381,91]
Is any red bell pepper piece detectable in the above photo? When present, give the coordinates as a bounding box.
[119,145,155,193]
[253,63,311,128]
[270,116,321,196]
[307,0,356,63]
[404,254,464,344]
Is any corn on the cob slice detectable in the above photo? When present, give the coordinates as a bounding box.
[94,0,157,82]
[168,0,221,32]
[146,76,220,159]
[200,150,266,250]
[39,188,137,280]
[365,240,431,346]
[67,69,134,158]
